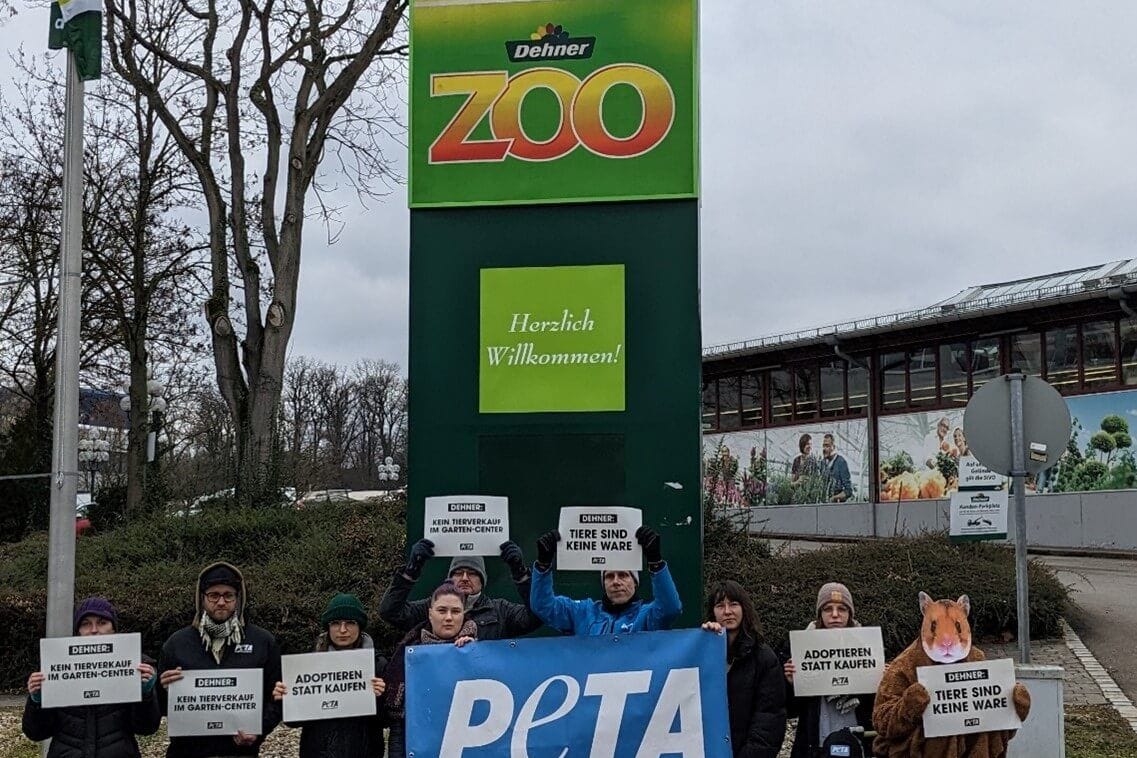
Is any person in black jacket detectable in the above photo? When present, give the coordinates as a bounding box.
[22,597,161,758]
[157,561,282,758]
[378,539,541,640]
[701,580,787,758]
[782,582,876,758]
[273,592,388,758]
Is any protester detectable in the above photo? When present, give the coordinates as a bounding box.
[272,593,387,757]
[379,539,541,640]
[529,526,681,635]
[381,582,477,758]
[157,561,282,757]
[782,582,876,758]
[701,581,786,758]
[22,597,161,758]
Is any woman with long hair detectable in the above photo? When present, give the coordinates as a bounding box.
[701,580,786,758]
[381,582,476,758]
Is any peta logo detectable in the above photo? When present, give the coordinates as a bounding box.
[234,644,254,654]
[506,23,595,62]
[831,676,849,686]
[207,721,223,730]
[83,690,100,699]
[321,700,339,710]
[964,717,981,727]
[459,543,474,551]
[828,746,851,757]
[591,556,606,565]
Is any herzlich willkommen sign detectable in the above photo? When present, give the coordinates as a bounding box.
[167,668,263,737]
[424,495,510,556]
[40,633,141,708]
[281,649,376,723]
[788,626,886,697]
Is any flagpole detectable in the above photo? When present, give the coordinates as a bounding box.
[46,48,84,640]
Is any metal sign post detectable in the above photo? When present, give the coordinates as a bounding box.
[964,372,1070,666]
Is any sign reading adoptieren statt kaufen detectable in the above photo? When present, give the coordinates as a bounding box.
[480,265,624,413]
[788,627,885,697]
[917,658,1021,738]
[557,506,642,571]
[168,668,263,737]
[282,649,376,724]
[40,633,141,708]
[410,0,696,207]
[425,495,510,556]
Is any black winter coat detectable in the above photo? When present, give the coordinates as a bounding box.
[784,676,875,758]
[727,634,788,758]
[157,623,282,758]
[21,678,161,758]
[378,570,541,640]
[289,638,388,758]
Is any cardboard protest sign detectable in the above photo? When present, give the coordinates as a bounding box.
[917,658,1021,738]
[424,495,510,556]
[168,668,263,737]
[788,627,885,697]
[556,506,642,571]
[282,649,376,723]
[40,633,141,708]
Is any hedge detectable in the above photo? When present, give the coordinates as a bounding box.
[0,497,1067,690]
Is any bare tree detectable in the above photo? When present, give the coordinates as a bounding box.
[351,358,406,481]
[104,0,408,503]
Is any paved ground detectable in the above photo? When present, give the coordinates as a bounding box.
[1037,554,1137,704]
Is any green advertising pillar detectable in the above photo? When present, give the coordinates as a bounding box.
[408,0,702,625]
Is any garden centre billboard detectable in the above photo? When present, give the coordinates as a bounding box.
[409,0,697,207]
[703,387,1137,507]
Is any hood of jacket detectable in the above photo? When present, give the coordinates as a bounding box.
[193,560,247,629]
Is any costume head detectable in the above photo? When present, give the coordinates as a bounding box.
[918,591,972,663]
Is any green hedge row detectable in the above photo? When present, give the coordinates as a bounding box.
[0,498,1068,689]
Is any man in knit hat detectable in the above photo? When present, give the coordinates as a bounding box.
[378,539,542,639]
[156,561,282,757]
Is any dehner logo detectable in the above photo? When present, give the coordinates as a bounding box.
[506,23,595,62]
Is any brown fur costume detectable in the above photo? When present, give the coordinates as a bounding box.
[873,593,1031,758]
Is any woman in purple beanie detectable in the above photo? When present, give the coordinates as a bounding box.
[22,597,161,757]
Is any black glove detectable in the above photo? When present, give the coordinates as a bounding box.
[499,540,527,580]
[636,526,663,565]
[403,539,435,579]
[535,530,561,569]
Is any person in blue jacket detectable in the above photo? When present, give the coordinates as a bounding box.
[529,526,682,635]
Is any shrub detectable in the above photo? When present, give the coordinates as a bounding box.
[703,505,1067,658]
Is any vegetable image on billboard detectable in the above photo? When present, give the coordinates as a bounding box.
[480,264,625,413]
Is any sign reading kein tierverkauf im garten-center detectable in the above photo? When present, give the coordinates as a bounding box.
[409,0,697,207]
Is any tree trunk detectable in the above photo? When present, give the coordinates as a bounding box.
[125,350,149,518]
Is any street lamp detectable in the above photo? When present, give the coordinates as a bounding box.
[119,366,168,463]
[376,455,401,488]
[77,429,110,493]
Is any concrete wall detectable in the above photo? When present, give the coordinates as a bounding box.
[733,490,1137,550]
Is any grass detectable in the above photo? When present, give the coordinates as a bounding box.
[1066,705,1137,758]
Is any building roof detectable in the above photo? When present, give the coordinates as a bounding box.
[703,258,1137,360]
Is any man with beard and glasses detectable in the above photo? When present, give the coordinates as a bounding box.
[529,527,681,635]
[157,561,282,757]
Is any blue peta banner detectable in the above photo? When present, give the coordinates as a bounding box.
[406,628,731,757]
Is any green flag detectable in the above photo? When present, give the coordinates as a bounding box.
[48,0,102,81]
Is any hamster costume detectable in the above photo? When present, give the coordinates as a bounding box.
[872,593,1031,758]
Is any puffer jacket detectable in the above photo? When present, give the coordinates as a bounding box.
[156,561,283,758]
[290,633,388,758]
[21,657,161,758]
[529,563,682,635]
[726,634,787,758]
[378,570,541,640]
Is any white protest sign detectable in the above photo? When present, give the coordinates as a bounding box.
[556,506,642,571]
[917,657,1021,738]
[424,495,510,556]
[168,668,263,737]
[958,455,1005,490]
[40,633,141,708]
[788,626,885,697]
[282,649,376,723]
[949,490,1009,543]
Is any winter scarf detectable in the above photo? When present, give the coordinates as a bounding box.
[383,619,478,720]
[199,611,244,663]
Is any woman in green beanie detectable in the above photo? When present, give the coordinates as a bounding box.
[273,593,388,757]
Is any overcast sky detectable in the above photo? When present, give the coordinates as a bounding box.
[4,2,1137,368]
